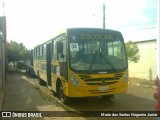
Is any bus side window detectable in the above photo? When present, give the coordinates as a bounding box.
[52,40,54,60]
[37,46,40,60]
[40,45,43,60]
[53,40,57,60]
[43,44,46,60]
[57,39,66,62]
[57,42,63,54]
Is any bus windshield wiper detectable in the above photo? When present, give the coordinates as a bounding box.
[88,51,98,71]
[100,53,116,71]
[88,51,116,72]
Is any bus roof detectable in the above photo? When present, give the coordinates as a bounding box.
[34,28,122,48]
[67,28,121,34]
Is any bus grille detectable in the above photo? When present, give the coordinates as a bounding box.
[79,73,123,86]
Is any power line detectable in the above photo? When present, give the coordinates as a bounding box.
[137,26,155,29]
[114,21,157,28]
[119,26,156,31]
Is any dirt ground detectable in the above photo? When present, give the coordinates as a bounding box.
[128,77,155,89]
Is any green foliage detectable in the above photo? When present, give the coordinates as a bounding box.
[125,41,140,63]
[7,40,28,63]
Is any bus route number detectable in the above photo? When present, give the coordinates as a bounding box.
[70,43,79,52]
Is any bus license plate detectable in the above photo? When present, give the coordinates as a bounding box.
[99,86,109,91]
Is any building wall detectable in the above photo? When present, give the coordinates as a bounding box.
[129,40,157,80]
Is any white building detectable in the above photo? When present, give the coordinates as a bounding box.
[128,39,157,80]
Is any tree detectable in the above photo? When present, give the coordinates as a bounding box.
[125,41,140,63]
[8,40,28,65]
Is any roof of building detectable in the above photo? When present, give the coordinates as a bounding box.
[132,39,156,43]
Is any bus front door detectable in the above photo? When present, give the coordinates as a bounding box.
[46,42,51,87]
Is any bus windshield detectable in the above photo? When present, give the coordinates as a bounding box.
[69,32,127,73]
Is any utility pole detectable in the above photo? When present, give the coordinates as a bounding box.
[157,0,160,83]
[2,2,7,81]
[103,3,106,29]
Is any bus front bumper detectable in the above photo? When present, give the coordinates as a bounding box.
[66,83,128,97]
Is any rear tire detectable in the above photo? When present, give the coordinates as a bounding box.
[37,71,46,86]
[26,67,28,74]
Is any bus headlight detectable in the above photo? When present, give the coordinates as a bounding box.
[70,73,81,86]
[123,71,128,82]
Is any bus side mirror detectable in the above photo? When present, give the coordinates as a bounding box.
[57,42,63,54]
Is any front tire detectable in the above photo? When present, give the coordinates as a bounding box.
[58,83,69,104]
[37,71,46,86]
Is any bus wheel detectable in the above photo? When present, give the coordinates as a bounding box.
[101,95,114,100]
[26,67,28,74]
[58,83,68,104]
[37,72,46,86]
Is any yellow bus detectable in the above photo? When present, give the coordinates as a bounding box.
[33,28,128,103]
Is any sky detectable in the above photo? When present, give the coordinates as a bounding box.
[0,0,158,49]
